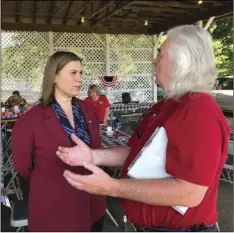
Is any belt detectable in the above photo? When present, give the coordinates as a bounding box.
[136,223,218,232]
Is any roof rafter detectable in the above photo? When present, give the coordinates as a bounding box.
[47,1,57,24]
[149,1,233,34]
[92,1,135,26]
[15,1,24,23]
[63,1,73,25]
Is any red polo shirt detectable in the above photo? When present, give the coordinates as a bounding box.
[121,93,230,229]
[85,95,110,123]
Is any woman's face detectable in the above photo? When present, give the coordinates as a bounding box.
[89,90,99,100]
[54,61,82,98]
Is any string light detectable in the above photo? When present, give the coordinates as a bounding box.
[81,17,85,23]
[144,20,148,26]
[198,0,203,4]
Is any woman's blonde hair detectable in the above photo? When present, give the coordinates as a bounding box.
[164,25,217,99]
[88,84,101,97]
[40,51,82,105]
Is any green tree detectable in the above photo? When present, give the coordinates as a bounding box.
[209,17,233,76]
[2,32,50,92]
[157,18,233,77]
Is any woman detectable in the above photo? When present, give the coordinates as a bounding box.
[12,51,106,232]
[56,25,230,232]
[4,90,27,109]
[85,85,110,125]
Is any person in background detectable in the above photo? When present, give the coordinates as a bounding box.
[85,84,110,125]
[4,90,27,109]
[56,25,230,232]
[12,51,105,232]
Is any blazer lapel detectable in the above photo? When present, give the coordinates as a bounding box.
[78,100,95,146]
[42,105,72,147]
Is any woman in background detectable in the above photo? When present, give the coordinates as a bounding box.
[12,51,105,232]
[85,84,110,125]
[4,90,27,109]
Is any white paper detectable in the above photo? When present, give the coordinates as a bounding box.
[127,127,188,215]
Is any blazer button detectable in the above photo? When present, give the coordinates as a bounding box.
[153,113,156,116]
[89,120,92,123]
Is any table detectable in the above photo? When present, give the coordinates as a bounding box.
[101,129,131,148]
[1,118,18,124]
[109,102,154,127]
[110,102,154,112]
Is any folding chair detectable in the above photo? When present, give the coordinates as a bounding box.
[216,222,220,232]
[5,162,23,200]
[220,164,233,184]
[105,167,123,227]
[10,199,28,232]
[106,209,119,227]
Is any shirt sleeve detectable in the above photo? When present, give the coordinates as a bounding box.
[102,95,110,108]
[165,99,227,187]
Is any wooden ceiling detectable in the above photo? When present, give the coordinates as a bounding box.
[1,0,233,35]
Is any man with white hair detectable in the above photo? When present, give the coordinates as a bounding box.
[56,25,230,232]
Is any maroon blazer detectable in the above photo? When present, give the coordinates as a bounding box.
[12,100,106,232]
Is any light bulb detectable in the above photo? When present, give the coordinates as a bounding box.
[81,17,85,23]
[198,0,203,4]
[144,20,148,26]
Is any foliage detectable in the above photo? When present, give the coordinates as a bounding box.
[156,18,233,76]
[209,17,233,76]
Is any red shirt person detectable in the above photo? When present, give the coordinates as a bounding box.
[56,25,230,232]
[85,84,110,124]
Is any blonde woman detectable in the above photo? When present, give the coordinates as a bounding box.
[85,84,110,125]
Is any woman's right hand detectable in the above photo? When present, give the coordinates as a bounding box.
[56,134,93,166]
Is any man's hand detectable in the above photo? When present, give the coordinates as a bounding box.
[56,134,93,166]
[63,161,118,196]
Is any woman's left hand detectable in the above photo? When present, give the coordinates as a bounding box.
[63,161,118,196]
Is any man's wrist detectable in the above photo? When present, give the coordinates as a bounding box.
[109,178,121,197]
[92,150,100,166]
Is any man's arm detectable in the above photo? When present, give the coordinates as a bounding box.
[93,145,130,167]
[111,177,208,207]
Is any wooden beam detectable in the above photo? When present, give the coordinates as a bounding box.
[86,1,115,21]
[93,1,135,26]
[125,5,193,13]
[71,1,92,24]
[1,22,152,35]
[32,1,37,24]
[63,1,73,25]
[47,1,56,24]
[38,2,46,15]
[109,16,173,23]
[54,1,70,17]
[133,1,210,9]
[16,1,24,23]
[149,1,233,34]
[204,16,215,30]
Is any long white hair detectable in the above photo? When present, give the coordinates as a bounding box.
[164,25,217,99]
